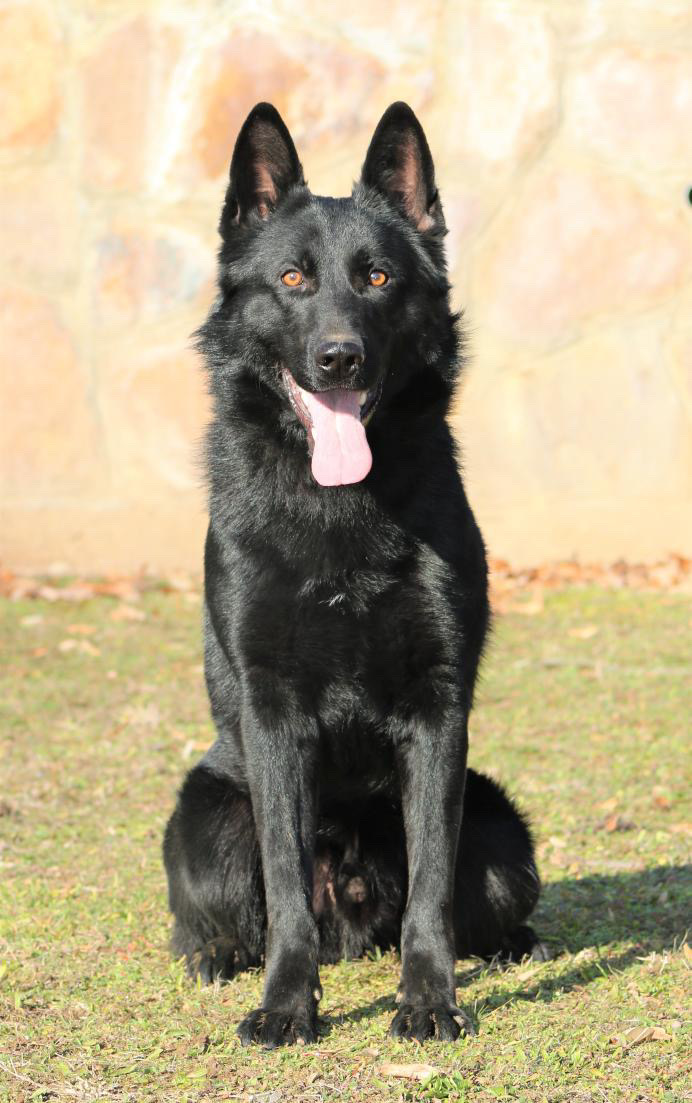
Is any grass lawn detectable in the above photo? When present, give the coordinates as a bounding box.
[0,584,690,1102]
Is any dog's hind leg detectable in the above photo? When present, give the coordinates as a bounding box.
[454,769,550,962]
[163,762,265,982]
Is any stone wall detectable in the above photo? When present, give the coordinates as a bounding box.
[1,0,691,571]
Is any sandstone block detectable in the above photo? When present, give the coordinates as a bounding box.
[567,45,692,170]
[0,3,61,149]
[100,340,210,492]
[474,168,690,345]
[0,167,82,284]
[453,325,691,561]
[81,18,179,192]
[434,7,558,168]
[168,28,388,189]
[0,287,102,495]
[91,221,215,327]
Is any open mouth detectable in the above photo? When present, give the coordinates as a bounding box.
[281,369,382,487]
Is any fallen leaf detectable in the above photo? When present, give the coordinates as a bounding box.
[110,604,146,622]
[610,1026,670,1048]
[93,579,140,602]
[37,585,61,601]
[58,638,100,656]
[124,704,161,729]
[20,614,43,628]
[67,623,96,635]
[361,1047,380,1057]
[670,822,692,835]
[682,944,692,967]
[652,792,672,810]
[182,740,209,761]
[377,1062,438,1082]
[603,814,635,833]
[568,624,598,639]
[163,572,195,593]
[45,583,94,602]
[510,589,544,616]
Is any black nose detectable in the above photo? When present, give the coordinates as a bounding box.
[315,338,364,382]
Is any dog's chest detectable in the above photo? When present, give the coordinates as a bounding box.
[238,551,459,717]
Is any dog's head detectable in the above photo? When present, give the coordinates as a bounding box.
[202,102,459,487]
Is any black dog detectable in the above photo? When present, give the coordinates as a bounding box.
[163,102,545,1048]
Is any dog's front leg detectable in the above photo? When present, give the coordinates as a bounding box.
[391,705,475,1042]
[236,703,320,1049]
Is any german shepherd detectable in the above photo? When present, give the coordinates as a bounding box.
[163,102,546,1049]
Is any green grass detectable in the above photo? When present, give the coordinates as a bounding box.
[0,586,690,1102]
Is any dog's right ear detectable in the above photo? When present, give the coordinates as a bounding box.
[360,102,442,234]
[220,103,304,236]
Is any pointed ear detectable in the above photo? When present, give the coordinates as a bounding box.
[360,102,442,233]
[220,103,304,235]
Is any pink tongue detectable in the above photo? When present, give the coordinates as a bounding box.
[297,386,372,487]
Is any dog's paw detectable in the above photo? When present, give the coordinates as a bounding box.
[236,1007,317,1049]
[389,1003,476,1043]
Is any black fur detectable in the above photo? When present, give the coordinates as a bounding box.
[163,102,545,1049]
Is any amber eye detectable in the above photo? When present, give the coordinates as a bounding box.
[369,270,388,287]
[281,270,303,287]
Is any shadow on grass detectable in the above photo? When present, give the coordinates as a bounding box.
[535,864,691,953]
[321,864,691,1034]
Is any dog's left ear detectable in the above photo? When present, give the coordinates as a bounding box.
[220,103,305,236]
[360,102,443,233]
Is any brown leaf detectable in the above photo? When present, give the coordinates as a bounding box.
[510,589,544,616]
[20,614,43,628]
[377,1062,438,1082]
[182,740,209,761]
[124,703,160,729]
[603,814,635,833]
[67,623,96,635]
[38,583,94,602]
[93,579,141,601]
[568,624,598,639]
[610,1026,670,1048]
[652,791,672,810]
[163,572,195,593]
[110,604,146,622]
[58,638,100,656]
